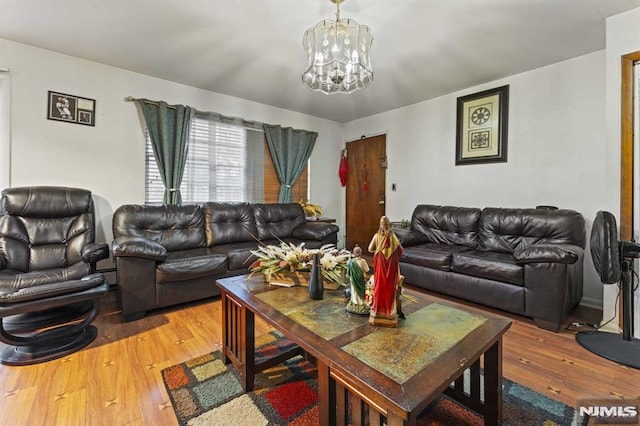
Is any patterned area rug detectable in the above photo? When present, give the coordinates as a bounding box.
[162,331,586,426]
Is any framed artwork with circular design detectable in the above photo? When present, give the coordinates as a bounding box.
[455,85,509,165]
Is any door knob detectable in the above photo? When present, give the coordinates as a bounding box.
[379,200,385,205]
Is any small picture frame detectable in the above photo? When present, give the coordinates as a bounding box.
[455,85,508,165]
[47,91,96,126]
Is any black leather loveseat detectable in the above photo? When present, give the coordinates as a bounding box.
[395,205,585,331]
[112,202,338,321]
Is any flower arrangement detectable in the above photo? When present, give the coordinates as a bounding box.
[249,242,350,285]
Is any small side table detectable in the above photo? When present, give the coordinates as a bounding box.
[306,217,336,223]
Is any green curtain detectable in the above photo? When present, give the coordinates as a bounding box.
[263,124,318,203]
[137,99,193,204]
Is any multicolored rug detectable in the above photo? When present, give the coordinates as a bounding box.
[162,331,586,426]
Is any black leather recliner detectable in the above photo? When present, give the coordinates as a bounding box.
[0,186,109,365]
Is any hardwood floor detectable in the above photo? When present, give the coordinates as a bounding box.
[0,286,638,426]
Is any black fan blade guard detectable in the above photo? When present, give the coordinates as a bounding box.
[590,211,621,284]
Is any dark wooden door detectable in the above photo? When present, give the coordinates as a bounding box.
[346,135,386,251]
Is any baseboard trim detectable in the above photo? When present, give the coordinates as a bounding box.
[579,297,601,310]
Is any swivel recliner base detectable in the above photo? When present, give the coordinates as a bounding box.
[1,325,99,366]
[1,301,94,333]
[0,282,107,366]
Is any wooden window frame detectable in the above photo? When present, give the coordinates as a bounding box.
[620,51,640,240]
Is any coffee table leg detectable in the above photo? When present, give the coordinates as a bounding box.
[317,361,335,426]
[221,290,231,364]
[242,309,255,391]
[483,339,503,426]
[221,290,256,391]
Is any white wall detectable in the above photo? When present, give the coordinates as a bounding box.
[0,70,9,190]
[0,38,344,260]
[344,51,607,308]
[605,7,640,334]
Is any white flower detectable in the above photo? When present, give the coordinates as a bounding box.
[249,242,349,283]
[320,253,338,270]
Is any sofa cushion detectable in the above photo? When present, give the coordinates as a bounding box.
[400,244,471,271]
[394,228,428,247]
[156,248,227,283]
[113,204,206,251]
[253,203,306,240]
[292,222,339,241]
[411,205,481,248]
[203,202,259,246]
[478,208,586,254]
[451,250,523,286]
[211,241,261,271]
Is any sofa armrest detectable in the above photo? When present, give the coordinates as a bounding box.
[112,236,167,261]
[81,242,110,264]
[393,228,428,247]
[514,243,583,264]
[292,223,339,241]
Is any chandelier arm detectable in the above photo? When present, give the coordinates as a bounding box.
[335,2,339,53]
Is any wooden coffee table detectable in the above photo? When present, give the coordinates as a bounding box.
[216,274,511,426]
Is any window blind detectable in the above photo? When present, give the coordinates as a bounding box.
[145,114,265,204]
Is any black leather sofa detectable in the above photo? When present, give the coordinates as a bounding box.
[112,202,338,321]
[395,205,585,331]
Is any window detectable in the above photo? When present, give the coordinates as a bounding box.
[145,112,308,204]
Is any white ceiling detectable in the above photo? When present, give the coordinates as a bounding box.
[1,0,639,123]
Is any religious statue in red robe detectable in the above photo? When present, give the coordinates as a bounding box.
[368,216,403,327]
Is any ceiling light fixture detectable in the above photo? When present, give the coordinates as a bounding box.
[302,0,373,94]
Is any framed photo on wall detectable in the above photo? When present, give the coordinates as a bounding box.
[47,91,96,126]
[455,85,508,165]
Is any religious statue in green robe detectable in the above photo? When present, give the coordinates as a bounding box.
[346,245,370,315]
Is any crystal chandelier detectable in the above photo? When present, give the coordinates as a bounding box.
[302,0,373,94]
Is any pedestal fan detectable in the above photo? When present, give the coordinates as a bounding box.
[576,211,640,369]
